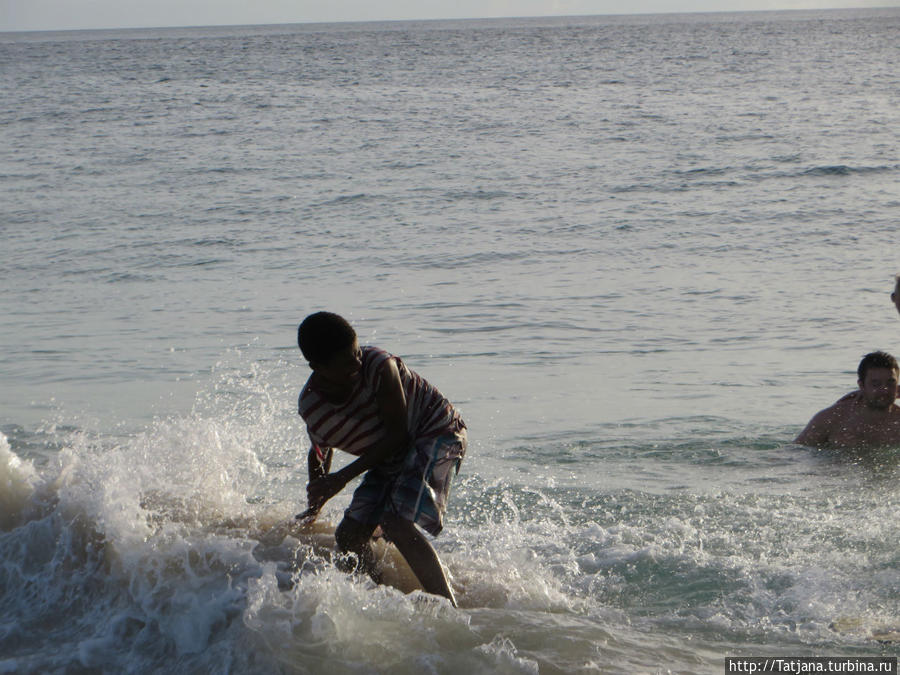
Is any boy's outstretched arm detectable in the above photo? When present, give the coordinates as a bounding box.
[297,442,333,520]
[306,357,409,509]
[308,442,333,480]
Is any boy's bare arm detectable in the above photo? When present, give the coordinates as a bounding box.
[297,444,333,520]
[308,443,333,480]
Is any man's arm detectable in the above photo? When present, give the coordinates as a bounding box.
[794,407,835,447]
[306,358,409,509]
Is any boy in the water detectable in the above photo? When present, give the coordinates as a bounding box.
[296,312,467,605]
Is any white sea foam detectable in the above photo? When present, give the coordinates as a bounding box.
[0,432,38,530]
[2,393,899,673]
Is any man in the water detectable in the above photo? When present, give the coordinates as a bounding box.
[891,274,900,317]
[795,351,900,450]
[295,312,467,606]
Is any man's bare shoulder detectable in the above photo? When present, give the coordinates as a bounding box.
[823,395,862,415]
[809,396,860,422]
[820,395,900,419]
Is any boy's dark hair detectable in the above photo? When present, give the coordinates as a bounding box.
[857,350,899,382]
[298,312,357,364]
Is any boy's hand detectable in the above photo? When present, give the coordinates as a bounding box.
[307,472,348,510]
[294,505,319,523]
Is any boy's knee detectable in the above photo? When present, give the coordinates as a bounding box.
[334,517,373,552]
[379,512,415,540]
[334,517,381,579]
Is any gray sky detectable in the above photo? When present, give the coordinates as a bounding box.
[0,0,897,32]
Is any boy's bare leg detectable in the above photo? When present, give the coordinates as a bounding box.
[381,513,457,607]
[334,516,382,583]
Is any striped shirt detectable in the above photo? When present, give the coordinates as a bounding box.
[298,346,465,460]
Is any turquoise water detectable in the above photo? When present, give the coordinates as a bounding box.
[2,9,899,673]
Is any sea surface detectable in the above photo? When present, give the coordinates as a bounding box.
[2,8,900,673]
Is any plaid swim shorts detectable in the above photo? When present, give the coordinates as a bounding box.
[344,428,467,536]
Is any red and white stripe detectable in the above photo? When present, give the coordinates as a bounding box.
[299,346,463,457]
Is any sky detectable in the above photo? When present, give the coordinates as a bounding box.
[0,0,897,33]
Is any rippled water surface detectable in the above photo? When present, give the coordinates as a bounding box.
[2,9,900,674]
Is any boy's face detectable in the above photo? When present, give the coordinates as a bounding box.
[312,340,362,385]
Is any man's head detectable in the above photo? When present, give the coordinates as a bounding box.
[298,312,360,378]
[857,350,900,410]
[892,274,900,317]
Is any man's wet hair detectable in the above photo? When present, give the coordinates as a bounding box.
[298,312,357,364]
[857,350,899,382]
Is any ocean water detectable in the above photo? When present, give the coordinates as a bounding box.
[2,8,900,673]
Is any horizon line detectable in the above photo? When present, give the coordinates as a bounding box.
[2,4,898,36]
